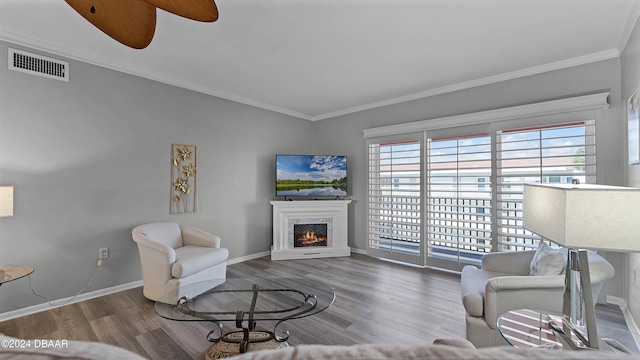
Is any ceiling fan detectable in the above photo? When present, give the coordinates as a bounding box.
[65,0,218,49]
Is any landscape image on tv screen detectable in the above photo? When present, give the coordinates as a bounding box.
[276,155,347,197]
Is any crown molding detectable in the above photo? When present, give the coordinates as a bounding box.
[0,30,314,121]
[618,0,640,53]
[0,29,619,123]
[363,92,610,139]
[317,50,619,121]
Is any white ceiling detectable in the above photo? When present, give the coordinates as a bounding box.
[0,0,638,121]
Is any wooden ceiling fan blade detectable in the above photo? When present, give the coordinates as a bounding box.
[142,0,218,22]
[65,0,157,49]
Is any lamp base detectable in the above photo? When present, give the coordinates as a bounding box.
[557,249,598,349]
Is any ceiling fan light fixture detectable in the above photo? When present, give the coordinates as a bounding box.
[65,0,218,49]
[65,0,156,49]
[142,0,218,22]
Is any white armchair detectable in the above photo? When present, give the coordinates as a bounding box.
[460,247,614,348]
[132,222,229,303]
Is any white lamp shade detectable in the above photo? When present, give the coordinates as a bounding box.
[523,183,640,252]
[0,186,13,217]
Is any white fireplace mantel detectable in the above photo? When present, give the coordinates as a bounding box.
[270,200,352,260]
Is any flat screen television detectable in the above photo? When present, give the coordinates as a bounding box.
[276,154,347,198]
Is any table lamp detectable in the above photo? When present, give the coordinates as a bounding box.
[523,183,640,350]
[0,186,13,217]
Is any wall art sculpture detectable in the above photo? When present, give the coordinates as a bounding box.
[171,144,198,213]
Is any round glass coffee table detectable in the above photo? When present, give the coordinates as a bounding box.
[155,277,335,358]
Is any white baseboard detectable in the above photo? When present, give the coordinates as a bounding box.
[350,247,366,255]
[608,295,640,350]
[227,251,270,265]
[6,250,638,351]
[0,252,273,323]
[0,280,144,322]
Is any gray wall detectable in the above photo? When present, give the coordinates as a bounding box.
[0,41,312,314]
[311,58,626,298]
[622,13,640,332]
[0,34,631,316]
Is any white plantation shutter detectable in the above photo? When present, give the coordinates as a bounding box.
[496,121,596,250]
[367,138,423,265]
[364,94,606,268]
[426,134,492,267]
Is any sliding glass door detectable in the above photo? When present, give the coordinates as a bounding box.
[366,114,597,269]
[496,121,596,251]
[367,136,423,265]
[426,134,492,270]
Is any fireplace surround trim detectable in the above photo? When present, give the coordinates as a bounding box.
[270,200,352,260]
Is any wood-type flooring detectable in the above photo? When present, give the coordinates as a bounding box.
[1,253,635,358]
[0,254,464,359]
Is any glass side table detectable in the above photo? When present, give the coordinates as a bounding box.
[498,308,634,353]
[497,309,574,349]
[0,265,34,286]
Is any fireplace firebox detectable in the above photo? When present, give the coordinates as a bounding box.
[294,223,328,247]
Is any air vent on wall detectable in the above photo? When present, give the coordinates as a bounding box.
[8,48,69,82]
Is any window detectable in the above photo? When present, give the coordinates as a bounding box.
[496,121,596,251]
[368,139,422,265]
[368,122,596,268]
[364,93,607,268]
[427,134,492,266]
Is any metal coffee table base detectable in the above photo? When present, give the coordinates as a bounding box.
[205,331,289,359]
[176,283,317,358]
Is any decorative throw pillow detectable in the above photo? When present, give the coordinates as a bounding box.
[529,241,565,276]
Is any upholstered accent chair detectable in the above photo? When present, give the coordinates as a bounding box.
[132,222,229,303]
[460,245,615,348]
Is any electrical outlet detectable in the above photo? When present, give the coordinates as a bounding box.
[99,247,109,260]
